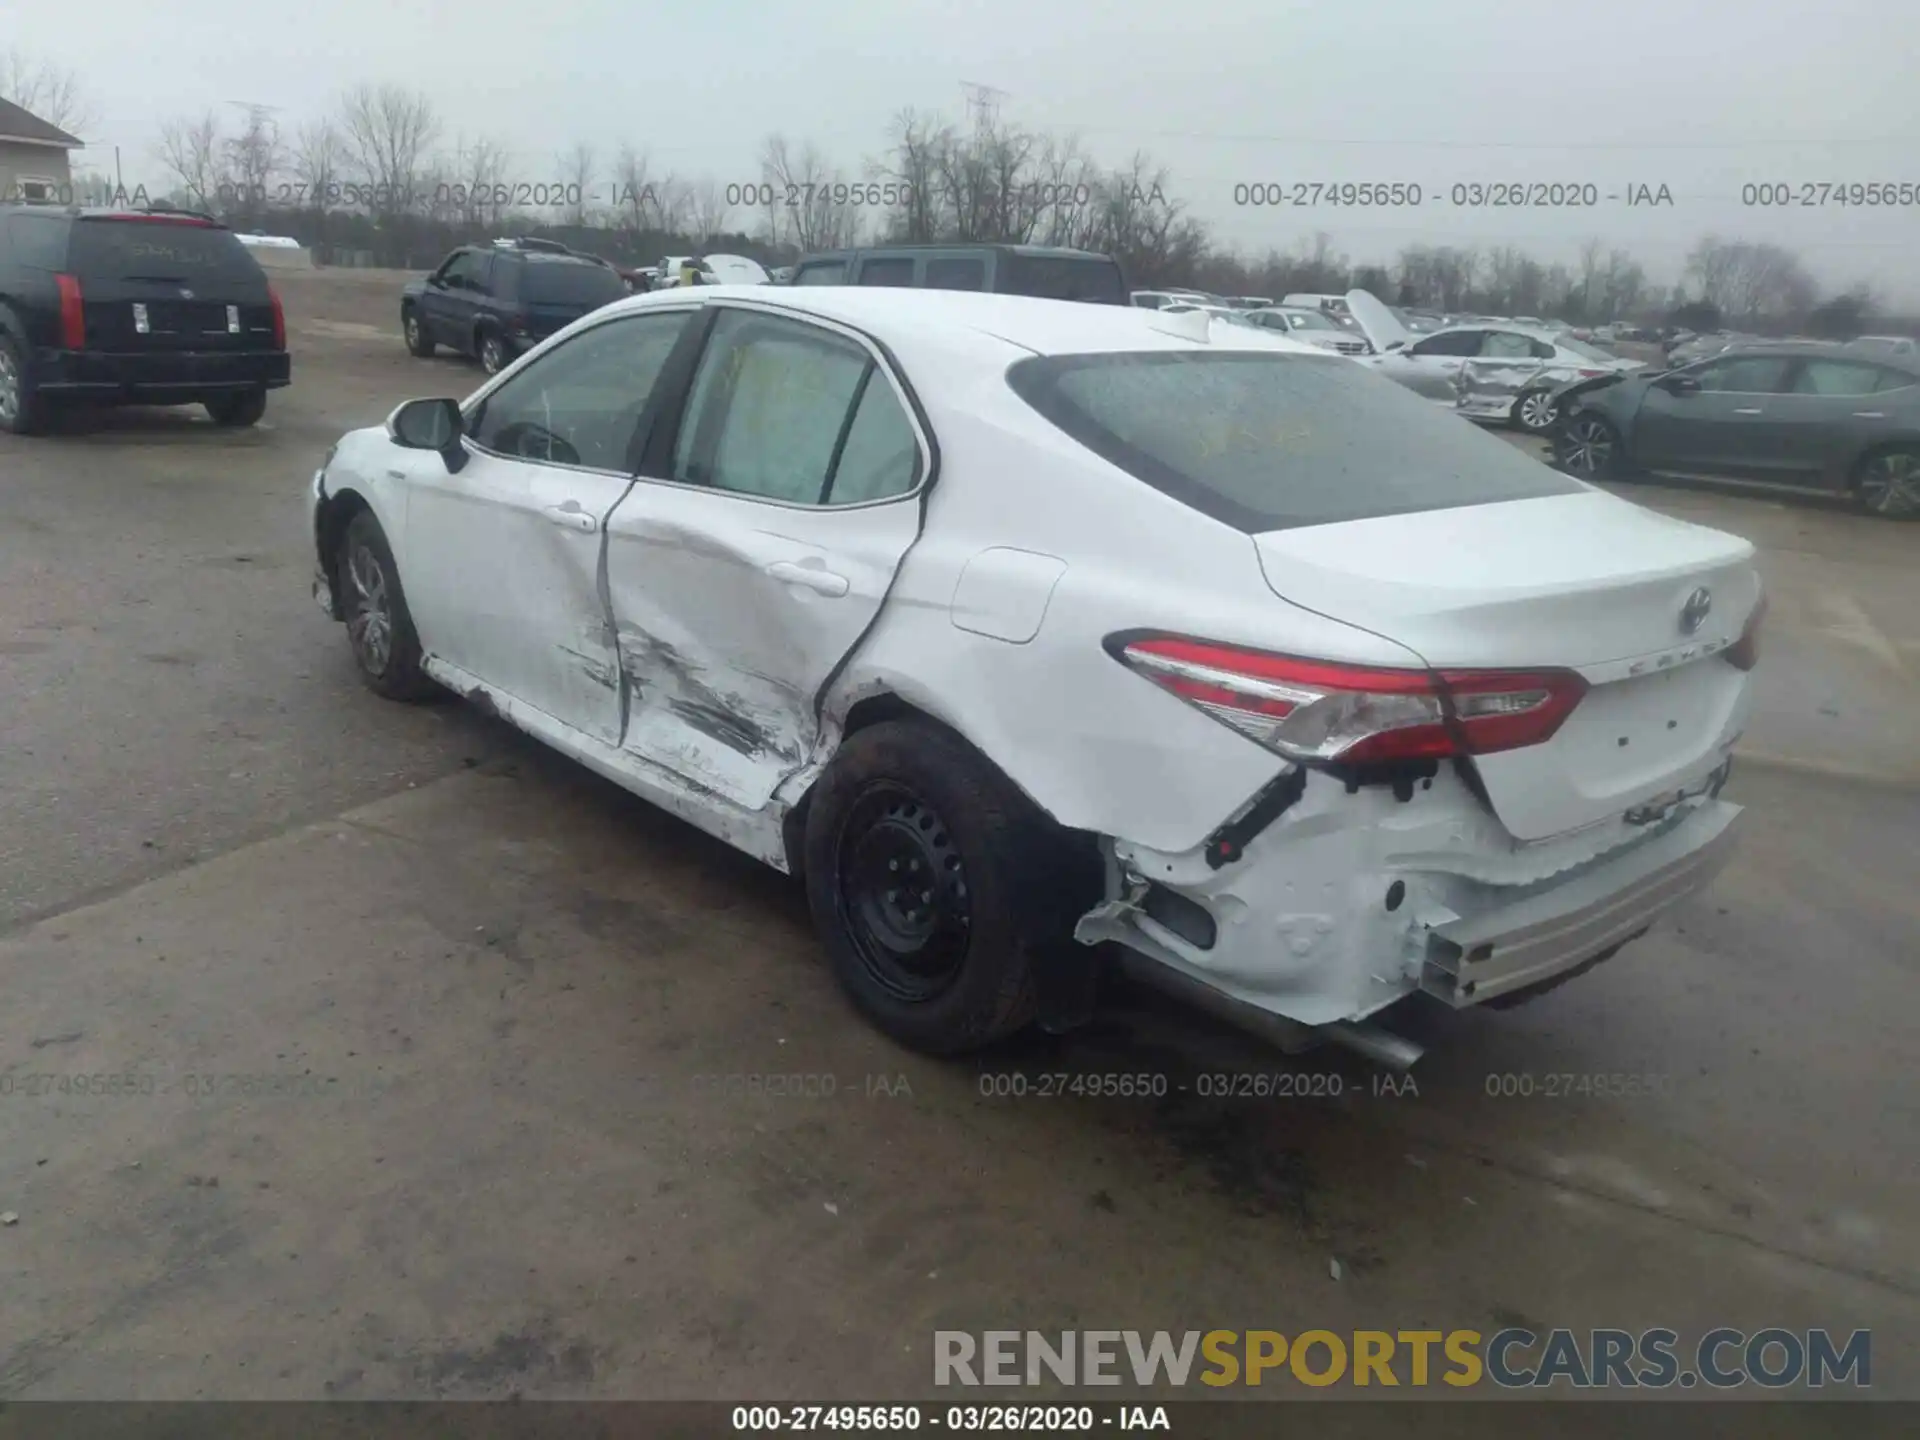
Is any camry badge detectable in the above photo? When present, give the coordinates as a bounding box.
[1679,586,1712,635]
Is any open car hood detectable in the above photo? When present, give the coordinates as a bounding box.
[1344,289,1413,353]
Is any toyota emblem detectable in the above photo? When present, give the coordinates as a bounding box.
[179,287,194,299]
[1679,586,1712,634]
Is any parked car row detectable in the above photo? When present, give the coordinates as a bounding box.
[1339,290,1645,433]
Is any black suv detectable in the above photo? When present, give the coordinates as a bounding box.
[786,244,1128,305]
[402,239,631,375]
[0,204,291,435]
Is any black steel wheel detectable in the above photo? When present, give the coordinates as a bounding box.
[802,719,1097,1055]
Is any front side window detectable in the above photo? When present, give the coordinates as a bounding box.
[1411,330,1480,357]
[468,310,692,470]
[1008,350,1581,533]
[793,261,848,285]
[1479,331,1538,359]
[1693,356,1794,393]
[670,309,919,505]
[439,251,484,289]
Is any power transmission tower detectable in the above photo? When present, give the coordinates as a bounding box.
[959,81,1008,135]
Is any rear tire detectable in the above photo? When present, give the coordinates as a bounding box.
[204,388,266,427]
[0,332,48,436]
[1511,387,1560,434]
[403,307,435,358]
[338,511,437,701]
[802,720,1090,1055]
[1554,411,1623,478]
[1852,446,1920,520]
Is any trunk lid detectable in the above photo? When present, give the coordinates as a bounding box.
[1253,490,1760,839]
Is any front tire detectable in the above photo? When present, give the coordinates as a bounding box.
[802,720,1090,1055]
[338,511,436,701]
[477,329,508,376]
[1853,446,1920,520]
[403,307,435,358]
[0,332,47,436]
[1555,411,1623,478]
[204,388,266,427]
[1512,387,1560,434]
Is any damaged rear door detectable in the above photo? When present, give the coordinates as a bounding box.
[603,303,930,810]
[404,308,697,744]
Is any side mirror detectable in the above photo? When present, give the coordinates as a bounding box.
[387,397,468,473]
[1384,340,1406,352]
[1660,374,1701,397]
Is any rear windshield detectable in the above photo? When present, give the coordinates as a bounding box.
[67,219,263,285]
[1001,254,1127,305]
[1007,351,1584,532]
[519,258,629,305]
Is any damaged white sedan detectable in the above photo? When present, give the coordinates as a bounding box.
[309,287,1759,1066]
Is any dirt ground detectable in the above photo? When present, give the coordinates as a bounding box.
[0,268,1914,1404]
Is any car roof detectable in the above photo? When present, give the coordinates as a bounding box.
[1716,340,1920,368]
[796,243,1116,262]
[598,284,1327,361]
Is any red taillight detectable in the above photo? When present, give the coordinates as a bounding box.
[1109,635,1587,765]
[55,273,85,349]
[1576,368,1607,378]
[1725,593,1765,671]
[269,285,286,349]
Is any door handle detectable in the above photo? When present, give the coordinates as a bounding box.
[1853,411,1886,419]
[1732,407,1763,415]
[542,502,597,532]
[766,560,850,597]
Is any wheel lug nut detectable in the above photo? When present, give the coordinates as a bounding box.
[888,859,899,872]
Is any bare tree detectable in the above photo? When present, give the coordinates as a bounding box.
[558,142,596,227]
[336,83,440,232]
[154,111,223,212]
[684,178,731,244]
[0,50,94,134]
[760,134,859,252]
[1685,236,1816,328]
[289,119,346,212]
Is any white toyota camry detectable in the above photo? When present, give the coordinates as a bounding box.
[309,286,1760,1066]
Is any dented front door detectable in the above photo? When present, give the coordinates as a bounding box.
[402,308,700,745]
[603,304,930,811]
[403,448,628,743]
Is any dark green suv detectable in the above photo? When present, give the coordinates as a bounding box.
[785,244,1127,305]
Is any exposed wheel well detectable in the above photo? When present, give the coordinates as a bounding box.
[315,488,374,616]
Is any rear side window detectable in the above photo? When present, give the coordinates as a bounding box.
[67,220,265,289]
[857,257,916,287]
[5,212,69,269]
[793,261,847,285]
[924,257,987,291]
[1007,351,1583,533]
[520,258,628,306]
[1791,359,1886,396]
[1002,254,1126,305]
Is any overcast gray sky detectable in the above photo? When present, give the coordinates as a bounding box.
[9,0,1917,300]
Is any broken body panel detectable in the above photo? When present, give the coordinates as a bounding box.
[313,286,1757,1062]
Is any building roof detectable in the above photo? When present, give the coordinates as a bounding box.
[0,97,84,148]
